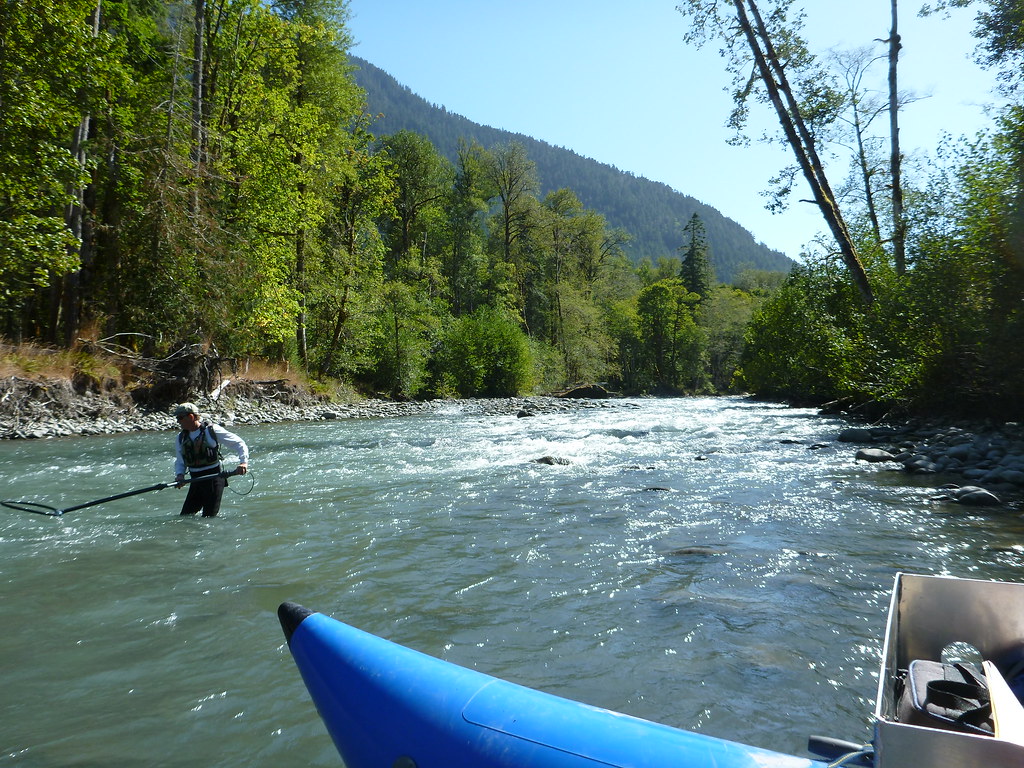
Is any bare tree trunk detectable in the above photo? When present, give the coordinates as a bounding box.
[296,223,308,367]
[853,105,883,244]
[888,0,906,274]
[834,48,885,245]
[58,0,102,345]
[61,110,90,344]
[736,0,874,305]
[190,0,205,220]
[166,2,186,151]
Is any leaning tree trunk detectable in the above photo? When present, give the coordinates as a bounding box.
[853,105,883,245]
[737,0,874,305]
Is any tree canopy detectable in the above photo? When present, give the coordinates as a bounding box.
[1,0,1019,416]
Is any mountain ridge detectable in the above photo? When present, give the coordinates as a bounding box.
[350,55,795,283]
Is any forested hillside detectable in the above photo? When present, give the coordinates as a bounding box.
[350,57,794,283]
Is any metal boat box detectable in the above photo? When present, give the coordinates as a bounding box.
[874,573,1024,767]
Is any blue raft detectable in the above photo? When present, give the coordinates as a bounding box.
[278,602,825,768]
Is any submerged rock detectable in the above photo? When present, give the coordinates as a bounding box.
[855,448,897,463]
[533,455,570,465]
[667,545,726,557]
[838,427,875,443]
[934,484,1002,506]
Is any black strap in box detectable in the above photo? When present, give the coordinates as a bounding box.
[897,660,994,736]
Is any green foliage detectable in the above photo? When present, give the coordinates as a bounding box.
[442,140,492,316]
[701,285,762,392]
[0,0,104,314]
[604,298,642,393]
[377,130,453,274]
[731,267,789,295]
[433,307,532,397]
[7,2,1018,417]
[307,141,391,379]
[366,282,440,399]
[739,128,1024,420]
[737,266,863,402]
[893,127,1024,415]
[526,336,568,395]
[722,4,1024,418]
[635,278,705,393]
[0,1,780,398]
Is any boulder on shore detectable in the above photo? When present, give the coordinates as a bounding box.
[557,384,610,399]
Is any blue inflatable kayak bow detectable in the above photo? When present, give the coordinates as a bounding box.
[278,602,823,768]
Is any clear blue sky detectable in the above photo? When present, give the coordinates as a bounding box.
[344,1,1003,260]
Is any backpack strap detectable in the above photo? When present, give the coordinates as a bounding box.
[925,663,992,729]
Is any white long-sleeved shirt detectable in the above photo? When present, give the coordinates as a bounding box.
[174,423,249,476]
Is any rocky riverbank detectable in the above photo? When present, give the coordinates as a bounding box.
[841,421,1024,507]
[0,375,629,440]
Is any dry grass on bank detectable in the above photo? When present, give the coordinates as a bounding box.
[0,341,118,382]
[0,339,359,403]
[230,357,309,389]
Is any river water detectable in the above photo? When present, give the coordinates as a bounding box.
[2,396,1023,767]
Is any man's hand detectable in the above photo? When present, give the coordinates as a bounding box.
[175,474,186,489]
[236,463,248,476]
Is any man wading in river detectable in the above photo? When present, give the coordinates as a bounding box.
[173,402,249,517]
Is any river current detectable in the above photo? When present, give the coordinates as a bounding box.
[2,396,1023,766]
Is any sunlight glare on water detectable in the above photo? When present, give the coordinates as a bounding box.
[2,396,1024,766]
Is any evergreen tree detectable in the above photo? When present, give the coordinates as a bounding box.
[678,213,716,300]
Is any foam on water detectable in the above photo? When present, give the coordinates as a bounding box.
[2,397,1023,766]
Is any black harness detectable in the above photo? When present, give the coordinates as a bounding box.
[179,423,222,469]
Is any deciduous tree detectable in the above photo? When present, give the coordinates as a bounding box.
[0,0,106,337]
[636,278,704,392]
[484,141,540,324]
[677,0,874,303]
